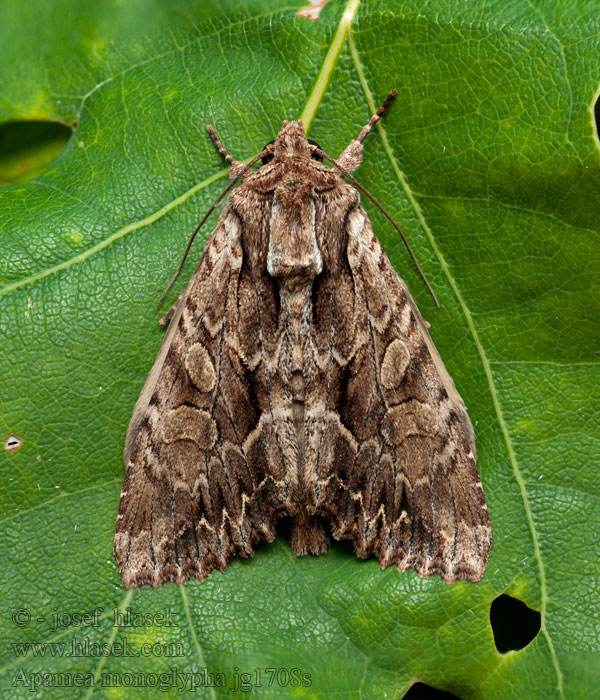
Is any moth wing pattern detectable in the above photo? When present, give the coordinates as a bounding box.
[115,210,283,588]
[115,94,492,587]
[308,206,491,583]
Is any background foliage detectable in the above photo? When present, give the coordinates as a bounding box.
[0,0,598,697]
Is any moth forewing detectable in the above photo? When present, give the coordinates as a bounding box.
[123,268,200,465]
[342,205,489,582]
[402,279,476,455]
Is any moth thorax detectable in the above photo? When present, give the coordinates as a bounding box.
[267,194,322,288]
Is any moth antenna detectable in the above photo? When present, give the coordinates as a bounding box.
[206,125,237,166]
[155,147,267,309]
[315,147,440,308]
[356,89,398,144]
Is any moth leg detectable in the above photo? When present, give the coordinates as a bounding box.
[206,125,246,180]
[337,89,398,172]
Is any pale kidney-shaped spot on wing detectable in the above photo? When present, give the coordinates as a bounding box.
[160,441,205,481]
[381,338,410,389]
[185,343,216,392]
[383,400,436,444]
[163,406,217,451]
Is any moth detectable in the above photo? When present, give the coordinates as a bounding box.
[114,91,491,588]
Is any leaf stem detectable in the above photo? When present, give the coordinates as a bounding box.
[300,0,360,130]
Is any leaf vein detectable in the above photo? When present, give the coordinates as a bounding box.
[349,29,565,700]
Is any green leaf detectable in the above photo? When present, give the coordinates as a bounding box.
[1,1,598,698]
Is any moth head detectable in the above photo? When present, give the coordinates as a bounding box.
[261,120,324,164]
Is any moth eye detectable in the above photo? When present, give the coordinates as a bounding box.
[261,139,275,165]
[308,139,323,161]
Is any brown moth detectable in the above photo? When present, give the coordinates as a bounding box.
[114,91,491,588]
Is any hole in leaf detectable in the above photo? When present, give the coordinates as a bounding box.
[490,594,541,652]
[403,682,462,699]
[0,121,72,185]
[595,94,600,141]
[4,434,23,452]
